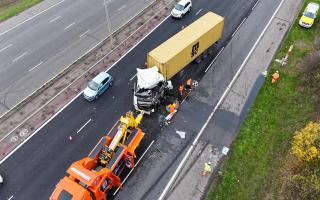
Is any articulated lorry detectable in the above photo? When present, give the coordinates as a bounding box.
[133,12,224,113]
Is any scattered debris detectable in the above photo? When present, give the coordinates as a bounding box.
[222,146,229,155]
[262,70,267,77]
[175,130,186,139]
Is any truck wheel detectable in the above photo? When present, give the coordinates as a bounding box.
[195,56,202,63]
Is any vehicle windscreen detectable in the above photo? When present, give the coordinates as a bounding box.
[88,81,100,91]
[175,4,184,11]
[58,190,72,200]
[304,11,315,18]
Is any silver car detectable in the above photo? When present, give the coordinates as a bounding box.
[83,72,113,101]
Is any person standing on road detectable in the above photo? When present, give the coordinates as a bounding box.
[186,78,192,90]
[178,84,184,101]
[202,161,212,176]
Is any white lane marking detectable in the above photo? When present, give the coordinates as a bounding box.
[205,47,224,73]
[0,0,166,164]
[195,9,202,15]
[252,0,260,10]
[130,73,137,81]
[76,119,92,134]
[232,17,247,38]
[79,29,90,38]
[0,43,13,53]
[0,0,65,37]
[28,61,43,72]
[12,52,27,62]
[113,140,154,196]
[158,0,286,199]
[117,4,127,11]
[49,15,61,23]
[64,22,75,30]
[8,195,14,200]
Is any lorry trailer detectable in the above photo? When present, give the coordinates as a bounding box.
[134,12,224,113]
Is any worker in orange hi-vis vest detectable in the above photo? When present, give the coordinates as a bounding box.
[271,70,280,83]
[186,78,192,90]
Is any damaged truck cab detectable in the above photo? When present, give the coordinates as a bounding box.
[133,11,224,114]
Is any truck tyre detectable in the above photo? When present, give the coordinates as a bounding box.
[195,56,202,64]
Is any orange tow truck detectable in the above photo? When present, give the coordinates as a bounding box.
[50,111,144,200]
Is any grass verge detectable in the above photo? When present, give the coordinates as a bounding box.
[207,0,320,199]
[0,0,43,22]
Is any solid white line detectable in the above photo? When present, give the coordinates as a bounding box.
[232,17,246,38]
[79,29,90,38]
[204,47,224,73]
[76,119,92,134]
[49,15,61,23]
[28,61,43,72]
[113,140,155,196]
[0,0,66,37]
[252,0,260,10]
[8,195,14,200]
[12,52,27,62]
[158,0,285,199]
[117,4,127,11]
[0,43,13,53]
[130,74,137,81]
[0,0,165,164]
[64,22,75,30]
[195,9,202,15]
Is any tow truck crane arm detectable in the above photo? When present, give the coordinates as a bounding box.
[50,111,144,200]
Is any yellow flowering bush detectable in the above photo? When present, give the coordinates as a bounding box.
[291,121,320,161]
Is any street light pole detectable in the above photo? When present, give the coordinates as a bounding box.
[103,0,113,44]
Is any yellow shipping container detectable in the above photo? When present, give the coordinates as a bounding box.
[147,12,224,80]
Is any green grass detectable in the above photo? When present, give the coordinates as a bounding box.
[0,0,43,22]
[207,0,320,199]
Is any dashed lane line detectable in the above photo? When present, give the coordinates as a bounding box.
[0,44,13,53]
[64,22,75,30]
[49,15,61,23]
[28,61,43,72]
[12,52,27,62]
[79,29,90,38]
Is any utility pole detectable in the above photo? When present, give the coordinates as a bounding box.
[103,0,113,44]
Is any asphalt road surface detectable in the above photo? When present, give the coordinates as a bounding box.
[0,0,154,114]
[0,0,282,199]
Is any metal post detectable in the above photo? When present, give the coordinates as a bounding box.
[103,0,113,44]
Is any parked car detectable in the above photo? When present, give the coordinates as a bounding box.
[0,174,3,186]
[83,72,113,101]
[299,2,319,28]
[171,0,192,18]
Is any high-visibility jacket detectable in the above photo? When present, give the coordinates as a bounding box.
[204,163,212,173]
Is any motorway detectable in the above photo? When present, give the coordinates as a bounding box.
[0,0,282,199]
[0,0,154,114]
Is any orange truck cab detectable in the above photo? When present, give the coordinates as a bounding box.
[50,111,145,200]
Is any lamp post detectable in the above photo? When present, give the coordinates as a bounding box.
[103,0,113,44]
